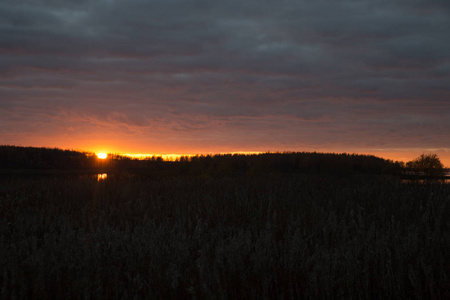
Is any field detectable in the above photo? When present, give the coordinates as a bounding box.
[1,174,449,299]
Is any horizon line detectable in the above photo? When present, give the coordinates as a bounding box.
[2,144,449,167]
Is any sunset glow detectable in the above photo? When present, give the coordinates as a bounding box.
[0,1,448,167]
[122,151,266,161]
[97,153,107,159]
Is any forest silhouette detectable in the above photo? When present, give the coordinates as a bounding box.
[0,145,408,177]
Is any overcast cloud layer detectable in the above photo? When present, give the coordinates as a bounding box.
[1,0,449,162]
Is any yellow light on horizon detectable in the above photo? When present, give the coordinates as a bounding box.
[122,151,265,161]
[97,153,107,159]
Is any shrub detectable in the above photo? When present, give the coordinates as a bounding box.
[406,153,444,176]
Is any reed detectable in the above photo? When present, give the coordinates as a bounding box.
[1,175,449,299]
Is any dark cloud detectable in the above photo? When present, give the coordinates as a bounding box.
[0,0,449,162]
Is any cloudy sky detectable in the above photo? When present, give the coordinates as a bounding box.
[1,0,449,165]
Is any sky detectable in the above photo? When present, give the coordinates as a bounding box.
[1,0,449,166]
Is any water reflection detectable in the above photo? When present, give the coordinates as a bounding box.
[97,173,108,181]
[401,178,450,184]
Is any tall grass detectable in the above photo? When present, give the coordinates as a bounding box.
[1,175,449,299]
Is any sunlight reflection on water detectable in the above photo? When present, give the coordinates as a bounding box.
[97,173,107,181]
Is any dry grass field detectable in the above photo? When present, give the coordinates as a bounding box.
[1,174,449,299]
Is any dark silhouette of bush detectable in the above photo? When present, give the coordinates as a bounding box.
[406,153,444,176]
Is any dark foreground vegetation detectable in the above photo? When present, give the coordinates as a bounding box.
[1,146,448,299]
[1,174,449,299]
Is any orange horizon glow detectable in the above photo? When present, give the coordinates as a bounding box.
[9,132,448,167]
[5,143,449,167]
[122,151,264,161]
[71,142,448,167]
[102,149,449,167]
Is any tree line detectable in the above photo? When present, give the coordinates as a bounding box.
[0,145,444,177]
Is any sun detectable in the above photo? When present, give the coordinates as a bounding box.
[97,153,107,159]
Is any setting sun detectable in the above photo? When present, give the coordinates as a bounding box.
[97,153,107,159]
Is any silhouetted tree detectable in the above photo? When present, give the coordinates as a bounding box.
[406,153,444,176]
